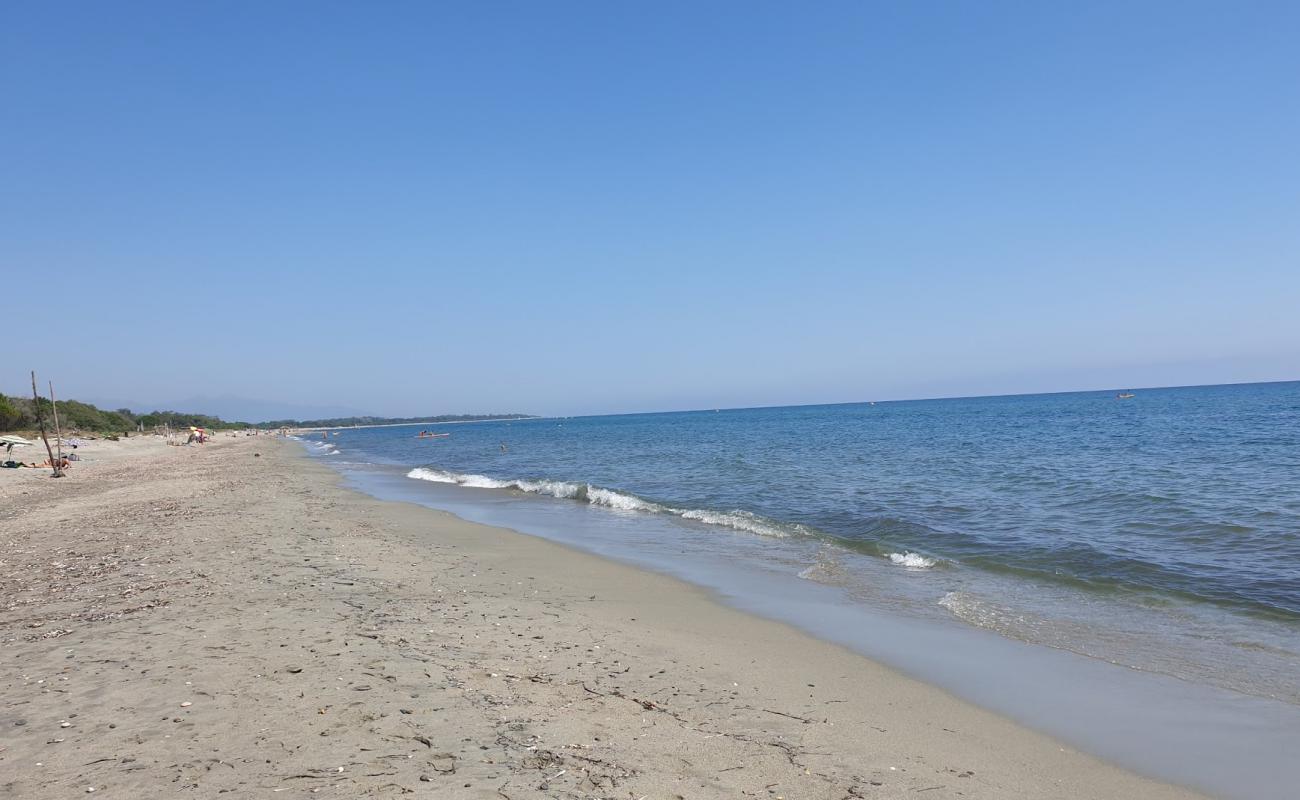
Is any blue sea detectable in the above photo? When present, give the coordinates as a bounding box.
[298,381,1300,799]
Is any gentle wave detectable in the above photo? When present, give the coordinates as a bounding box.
[406,466,935,568]
[407,468,658,509]
[938,591,1030,639]
[679,508,809,539]
[406,466,774,532]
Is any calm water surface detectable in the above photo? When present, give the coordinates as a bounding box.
[299,381,1300,797]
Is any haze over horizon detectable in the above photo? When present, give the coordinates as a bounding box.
[4,3,1298,418]
[3,374,1296,426]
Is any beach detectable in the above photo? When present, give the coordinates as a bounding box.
[6,2,1295,795]
[0,435,1203,798]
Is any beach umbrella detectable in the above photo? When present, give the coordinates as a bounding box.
[1,434,34,463]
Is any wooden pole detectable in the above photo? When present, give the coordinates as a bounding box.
[49,381,64,465]
[30,371,62,477]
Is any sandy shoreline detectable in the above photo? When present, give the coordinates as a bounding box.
[1,436,1202,798]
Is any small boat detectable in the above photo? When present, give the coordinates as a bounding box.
[1117,392,1135,399]
[416,431,450,439]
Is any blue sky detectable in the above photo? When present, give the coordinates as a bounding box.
[3,2,1298,419]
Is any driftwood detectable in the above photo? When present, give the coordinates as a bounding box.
[30,371,62,477]
[49,380,64,466]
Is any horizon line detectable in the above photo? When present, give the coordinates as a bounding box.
[7,377,1296,425]
[545,377,1300,422]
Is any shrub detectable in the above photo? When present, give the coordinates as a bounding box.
[0,393,25,432]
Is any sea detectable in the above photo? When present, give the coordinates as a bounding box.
[295,381,1300,799]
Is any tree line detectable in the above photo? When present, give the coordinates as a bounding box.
[0,393,535,435]
[0,393,250,434]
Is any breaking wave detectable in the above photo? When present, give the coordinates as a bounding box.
[406,468,658,509]
[889,552,937,569]
[405,466,945,568]
[307,441,341,455]
[407,467,806,539]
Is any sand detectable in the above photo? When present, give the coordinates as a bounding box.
[0,435,1204,798]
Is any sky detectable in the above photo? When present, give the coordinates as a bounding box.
[3,2,1298,420]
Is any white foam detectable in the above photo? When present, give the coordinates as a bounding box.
[408,467,460,484]
[678,508,790,538]
[457,474,510,489]
[408,468,509,489]
[515,479,585,499]
[588,487,661,512]
[889,551,936,568]
[406,467,806,541]
[410,469,587,497]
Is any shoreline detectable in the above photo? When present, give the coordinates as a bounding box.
[2,436,1203,798]
[336,452,1300,800]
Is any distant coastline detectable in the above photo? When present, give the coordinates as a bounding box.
[293,416,536,431]
[0,390,536,436]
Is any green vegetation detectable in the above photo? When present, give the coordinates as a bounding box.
[0,393,23,432]
[0,393,533,434]
[0,393,251,434]
[135,410,248,431]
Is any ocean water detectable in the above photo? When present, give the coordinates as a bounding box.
[299,381,1300,797]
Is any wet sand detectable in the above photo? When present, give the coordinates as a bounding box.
[0,435,1203,798]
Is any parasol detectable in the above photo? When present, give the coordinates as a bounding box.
[1,434,34,464]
